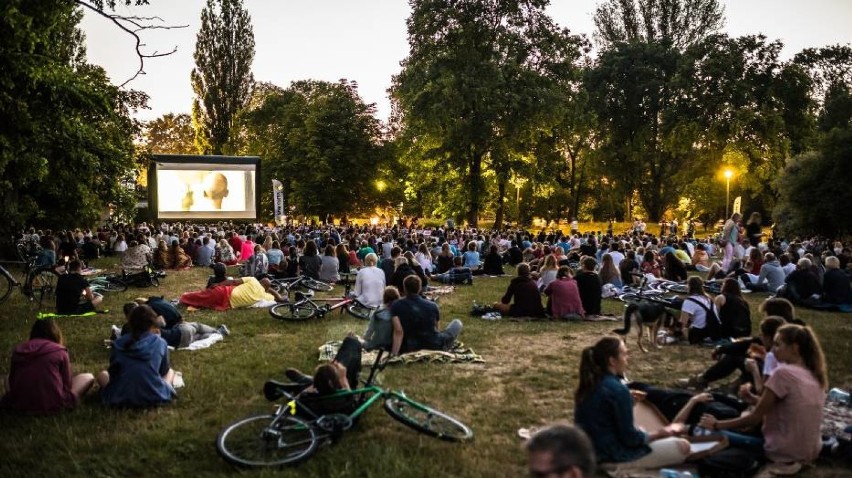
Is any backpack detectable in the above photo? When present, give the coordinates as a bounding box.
[697,447,763,478]
[686,296,724,340]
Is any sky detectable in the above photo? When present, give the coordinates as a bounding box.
[80,0,852,123]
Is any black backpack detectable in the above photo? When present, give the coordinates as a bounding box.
[698,447,763,478]
[686,296,724,340]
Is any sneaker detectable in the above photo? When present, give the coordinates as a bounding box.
[217,324,230,336]
[110,325,122,342]
[172,371,185,389]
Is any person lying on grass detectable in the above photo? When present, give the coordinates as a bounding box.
[266,336,363,417]
[179,262,286,311]
[116,299,229,348]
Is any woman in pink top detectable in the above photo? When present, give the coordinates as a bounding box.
[699,324,827,469]
[240,237,256,264]
[543,266,585,319]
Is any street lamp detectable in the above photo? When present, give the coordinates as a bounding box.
[724,169,733,219]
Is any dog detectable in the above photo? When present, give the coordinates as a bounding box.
[612,302,678,352]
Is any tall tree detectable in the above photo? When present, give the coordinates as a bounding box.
[593,0,725,49]
[391,0,583,226]
[144,113,196,154]
[0,0,140,242]
[191,0,255,155]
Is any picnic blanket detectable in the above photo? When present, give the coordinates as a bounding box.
[318,340,484,366]
[423,286,456,301]
[37,311,102,319]
[172,333,225,351]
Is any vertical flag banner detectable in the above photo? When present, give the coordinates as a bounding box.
[272,179,284,225]
[733,196,742,215]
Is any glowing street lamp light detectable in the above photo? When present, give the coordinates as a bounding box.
[723,169,733,219]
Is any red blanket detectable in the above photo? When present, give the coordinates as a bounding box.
[179,286,235,311]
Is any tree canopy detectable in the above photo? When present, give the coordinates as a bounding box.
[0,0,140,239]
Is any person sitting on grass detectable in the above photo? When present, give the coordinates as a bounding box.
[679,276,723,344]
[575,257,603,318]
[1,319,95,415]
[390,275,463,356]
[97,305,177,408]
[493,262,545,319]
[179,262,286,311]
[744,253,785,293]
[575,337,690,469]
[698,324,828,475]
[55,259,103,315]
[433,255,473,285]
[822,256,851,306]
[354,253,385,308]
[544,266,585,320]
[482,244,505,275]
[358,286,400,351]
[122,236,152,274]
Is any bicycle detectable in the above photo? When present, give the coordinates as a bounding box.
[87,273,129,293]
[268,275,334,294]
[268,291,375,321]
[0,247,61,307]
[216,349,473,467]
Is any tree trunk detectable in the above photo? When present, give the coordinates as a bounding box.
[466,150,483,227]
[493,180,506,230]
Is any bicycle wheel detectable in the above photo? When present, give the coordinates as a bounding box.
[217,414,318,467]
[27,268,60,306]
[269,302,317,321]
[346,302,375,321]
[302,278,334,292]
[384,395,473,442]
[0,270,14,305]
[103,277,129,292]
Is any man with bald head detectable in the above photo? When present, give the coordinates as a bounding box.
[203,172,229,209]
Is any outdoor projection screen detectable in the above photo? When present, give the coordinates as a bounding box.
[149,155,260,220]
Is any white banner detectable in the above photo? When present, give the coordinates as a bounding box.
[272,179,284,224]
[733,196,742,215]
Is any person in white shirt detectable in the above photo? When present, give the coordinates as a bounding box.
[354,253,385,307]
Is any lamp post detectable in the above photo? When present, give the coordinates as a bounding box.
[724,169,733,219]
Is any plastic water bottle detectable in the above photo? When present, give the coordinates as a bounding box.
[659,470,693,478]
[828,388,851,404]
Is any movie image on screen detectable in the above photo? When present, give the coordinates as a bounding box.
[150,156,259,220]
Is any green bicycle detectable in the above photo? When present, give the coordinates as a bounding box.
[216,349,473,467]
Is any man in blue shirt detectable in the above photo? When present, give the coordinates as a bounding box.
[390,276,462,355]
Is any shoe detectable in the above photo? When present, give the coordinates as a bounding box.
[110,325,122,342]
[285,368,313,386]
[173,371,185,389]
[217,324,230,336]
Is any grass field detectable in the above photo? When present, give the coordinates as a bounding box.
[0,257,850,477]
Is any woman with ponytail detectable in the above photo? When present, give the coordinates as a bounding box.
[97,305,176,407]
[574,337,690,468]
[700,324,827,469]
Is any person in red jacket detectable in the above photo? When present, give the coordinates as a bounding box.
[544,266,586,320]
[1,319,94,414]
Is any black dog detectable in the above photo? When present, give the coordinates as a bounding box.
[613,302,677,352]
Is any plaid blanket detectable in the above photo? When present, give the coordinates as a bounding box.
[318,340,484,366]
